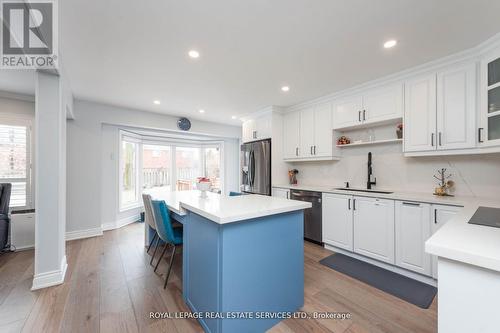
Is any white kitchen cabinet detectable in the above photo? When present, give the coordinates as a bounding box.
[362,84,403,125]
[283,111,301,159]
[271,187,290,199]
[395,201,432,276]
[431,204,461,278]
[242,114,272,143]
[479,46,500,147]
[333,95,363,129]
[313,102,333,157]
[322,193,353,251]
[404,64,477,153]
[437,63,477,150]
[283,102,335,161]
[333,84,403,130]
[353,196,395,264]
[404,74,437,152]
[299,107,315,157]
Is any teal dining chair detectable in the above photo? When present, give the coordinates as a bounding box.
[151,200,183,288]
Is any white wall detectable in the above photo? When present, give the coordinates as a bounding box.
[287,139,500,198]
[67,100,241,234]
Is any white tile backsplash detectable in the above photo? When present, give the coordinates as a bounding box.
[288,144,500,198]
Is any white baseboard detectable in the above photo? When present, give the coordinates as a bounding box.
[102,214,141,231]
[65,227,103,241]
[31,255,68,290]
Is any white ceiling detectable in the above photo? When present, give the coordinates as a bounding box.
[3,1,500,124]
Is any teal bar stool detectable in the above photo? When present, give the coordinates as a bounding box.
[229,191,243,196]
[151,200,183,289]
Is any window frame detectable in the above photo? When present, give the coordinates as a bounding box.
[0,116,33,211]
[140,138,225,194]
[118,131,142,212]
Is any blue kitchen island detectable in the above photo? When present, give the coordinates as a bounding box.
[147,190,311,333]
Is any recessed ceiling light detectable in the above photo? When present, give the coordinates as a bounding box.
[281,86,290,92]
[199,109,205,113]
[188,50,200,58]
[153,100,160,105]
[383,39,397,49]
[231,115,237,120]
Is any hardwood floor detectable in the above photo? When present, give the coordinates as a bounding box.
[0,222,437,333]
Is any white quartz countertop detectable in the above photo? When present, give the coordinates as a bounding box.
[425,198,500,273]
[274,183,500,273]
[145,189,311,224]
[273,184,469,206]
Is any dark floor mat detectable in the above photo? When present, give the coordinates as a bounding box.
[319,253,437,309]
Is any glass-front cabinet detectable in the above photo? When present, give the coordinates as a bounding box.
[481,47,500,146]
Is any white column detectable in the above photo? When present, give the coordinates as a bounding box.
[32,71,67,290]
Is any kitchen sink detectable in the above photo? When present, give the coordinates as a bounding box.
[333,188,394,194]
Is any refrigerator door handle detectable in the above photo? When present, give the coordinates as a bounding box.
[250,150,256,187]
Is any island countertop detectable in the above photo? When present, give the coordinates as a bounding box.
[145,189,311,224]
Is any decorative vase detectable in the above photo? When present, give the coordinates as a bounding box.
[396,129,403,139]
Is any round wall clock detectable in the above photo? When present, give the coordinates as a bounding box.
[177,117,191,131]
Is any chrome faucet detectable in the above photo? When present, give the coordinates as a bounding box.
[367,152,376,189]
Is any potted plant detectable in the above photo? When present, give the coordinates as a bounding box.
[396,123,403,139]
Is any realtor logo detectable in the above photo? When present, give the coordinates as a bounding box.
[1,0,57,69]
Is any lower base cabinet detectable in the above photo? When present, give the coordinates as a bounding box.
[431,204,461,278]
[395,201,432,276]
[353,197,395,264]
[322,193,353,251]
[321,192,462,279]
[271,187,290,199]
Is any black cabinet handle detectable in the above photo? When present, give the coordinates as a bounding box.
[439,132,442,146]
[402,202,420,207]
[434,209,438,224]
[313,146,316,155]
[478,128,484,143]
[431,133,435,146]
[348,198,351,210]
[358,111,361,122]
[363,110,366,121]
[353,198,356,211]
[295,147,298,156]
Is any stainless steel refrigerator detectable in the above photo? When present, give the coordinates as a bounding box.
[240,139,271,196]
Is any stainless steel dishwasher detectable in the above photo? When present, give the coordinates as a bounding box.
[290,190,322,244]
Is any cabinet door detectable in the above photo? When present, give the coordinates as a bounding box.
[333,95,363,129]
[395,201,432,276]
[480,48,500,146]
[353,197,395,264]
[255,115,272,140]
[404,74,437,152]
[437,64,476,150]
[322,193,353,251]
[283,111,301,159]
[363,84,403,124]
[431,205,461,278]
[272,187,290,199]
[300,108,315,158]
[242,119,256,143]
[313,102,333,157]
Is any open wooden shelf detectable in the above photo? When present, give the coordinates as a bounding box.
[336,138,402,148]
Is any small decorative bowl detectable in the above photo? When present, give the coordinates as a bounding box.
[196,182,211,197]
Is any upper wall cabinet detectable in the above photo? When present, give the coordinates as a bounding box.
[242,114,272,143]
[333,84,403,130]
[283,102,338,161]
[403,74,437,152]
[404,63,477,154]
[479,47,500,147]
